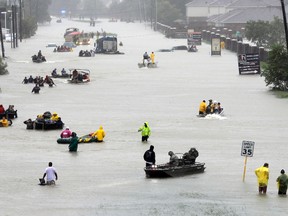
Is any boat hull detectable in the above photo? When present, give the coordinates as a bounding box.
[144,162,205,178]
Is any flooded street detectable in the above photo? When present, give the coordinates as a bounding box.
[1,18,288,216]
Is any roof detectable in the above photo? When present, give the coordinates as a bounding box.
[186,0,281,8]
[208,7,283,24]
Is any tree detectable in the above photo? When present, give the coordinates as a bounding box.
[24,0,52,23]
[245,17,286,49]
[0,57,8,75]
[22,16,37,38]
[261,44,288,91]
[245,20,270,47]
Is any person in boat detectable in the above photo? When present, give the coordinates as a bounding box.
[217,102,223,114]
[22,77,29,84]
[51,112,60,122]
[255,163,269,194]
[138,122,151,142]
[60,126,72,138]
[69,132,79,152]
[168,151,179,166]
[205,99,214,114]
[90,125,106,142]
[277,169,288,195]
[31,84,40,94]
[37,50,42,58]
[182,148,199,164]
[6,105,17,118]
[150,52,155,64]
[143,52,150,65]
[0,104,5,114]
[36,114,44,123]
[213,101,219,114]
[0,116,9,127]
[61,68,67,76]
[143,145,156,167]
[51,68,57,76]
[77,73,83,82]
[24,118,34,129]
[79,50,84,57]
[42,162,58,185]
[199,100,206,115]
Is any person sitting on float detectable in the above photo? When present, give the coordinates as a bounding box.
[0,116,9,127]
[51,112,60,122]
[0,104,5,114]
[60,126,72,138]
[90,125,106,142]
[168,151,179,166]
[205,99,214,114]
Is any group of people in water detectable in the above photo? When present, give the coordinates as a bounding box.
[198,99,223,115]
[23,75,56,94]
[142,51,155,65]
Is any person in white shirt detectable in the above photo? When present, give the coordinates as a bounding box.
[42,162,58,185]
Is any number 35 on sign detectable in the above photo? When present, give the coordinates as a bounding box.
[241,141,255,157]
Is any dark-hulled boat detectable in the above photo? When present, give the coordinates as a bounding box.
[144,162,205,178]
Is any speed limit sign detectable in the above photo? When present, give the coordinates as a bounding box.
[241,141,255,157]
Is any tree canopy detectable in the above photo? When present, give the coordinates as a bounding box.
[245,17,285,48]
[261,44,288,91]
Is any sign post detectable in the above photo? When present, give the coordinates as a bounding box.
[241,140,255,182]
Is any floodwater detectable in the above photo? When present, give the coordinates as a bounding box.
[1,18,288,216]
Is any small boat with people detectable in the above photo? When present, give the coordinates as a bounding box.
[24,111,64,130]
[57,134,101,144]
[67,69,90,84]
[144,148,205,178]
[50,68,70,78]
[197,99,224,118]
[0,105,18,119]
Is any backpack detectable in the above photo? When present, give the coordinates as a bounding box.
[143,150,151,161]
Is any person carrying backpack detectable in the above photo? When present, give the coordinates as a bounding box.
[143,145,156,167]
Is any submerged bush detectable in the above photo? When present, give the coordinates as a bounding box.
[0,56,8,75]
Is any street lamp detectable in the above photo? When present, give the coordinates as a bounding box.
[1,12,7,33]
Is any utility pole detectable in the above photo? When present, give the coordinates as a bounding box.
[19,0,22,42]
[154,0,157,31]
[281,0,288,50]
[0,15,5,58]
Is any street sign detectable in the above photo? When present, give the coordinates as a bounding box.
[241,140,255,157]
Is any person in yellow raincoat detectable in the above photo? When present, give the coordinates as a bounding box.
[150,52,155,64]
[0,116,9,127]
[255,163,269,194]
[198,100,206,115]
[51,112,60,121]
[91,125,106,142]
[138,122,151,142]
